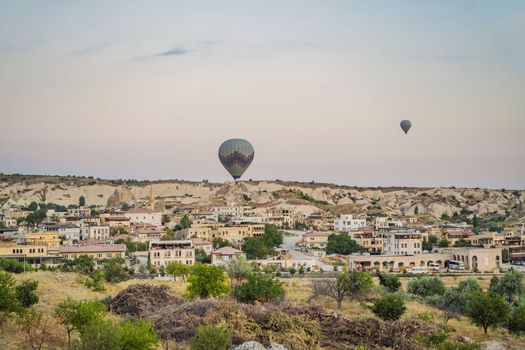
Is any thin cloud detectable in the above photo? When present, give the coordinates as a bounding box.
[71,43,109,56]
[133,46,194,62]
[154,47,192,57]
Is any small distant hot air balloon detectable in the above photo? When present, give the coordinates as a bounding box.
[400,120,412,134]
[218,139,254,180]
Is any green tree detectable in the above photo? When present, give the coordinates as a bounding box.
[75,319,121,350]
[212,237,231,249]
[372,294,406,321]
[489,268,524,305]
[262,224,284,247]
[422,235,439,251]
[191,324,232,350]
[15,280,39,308]
[346,270,373,301]
[377,271,401,292]
[27,201,39,211]
[84,270,106,291]
[54,298,106,344]
[0,258,33,273]
[60,255,95,275]
[502,249,510,263]
[427,278,482,324]
[25,209,47,225]
[79,196,86,207]
[225,256,253,287]
[186,262,230,298]
[0,271,19,327]
[102,258,132,284]
[180,214,192,229]
[407,276,446,297]
[161,214,171,225]
[465,291,510,334]
[118,319,159,350]
[166,262,191,282]
[195,249,212,264]
[414,206,419,215]
[310,273,355,309]
[507,304,525,335]
[233,274,285,304]
[242,236,273,259]
[453,239,473,247]
[326,234,363,255]
[437,238,450,248]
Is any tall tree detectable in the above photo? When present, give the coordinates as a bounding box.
[186,263,230,298]
[79,196,86,207]
[180,214,192,229]
[0,272,19,327]
[465,291,510,334]
[489,268,524,305]
[326,234,363,255]
[225,256,252,287]
[54,298,106,345]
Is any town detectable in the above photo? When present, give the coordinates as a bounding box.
[1,177,525,349]
[2,185,523,275]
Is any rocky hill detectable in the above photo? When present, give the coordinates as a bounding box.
[0,174,524,220]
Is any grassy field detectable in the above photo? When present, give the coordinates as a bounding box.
[1,272,524,349]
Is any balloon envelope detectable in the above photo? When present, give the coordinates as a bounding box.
[218,139,254,180]
[400,120,412,134]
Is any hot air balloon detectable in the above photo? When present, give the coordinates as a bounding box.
[218,139,254,180]
[400,120,412,134]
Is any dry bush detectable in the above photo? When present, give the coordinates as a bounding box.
[17,309,62,350]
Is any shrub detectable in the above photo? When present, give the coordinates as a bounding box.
[191,324,232,350]
[489,268,524,305]
[17,308,58,350]
[16,280,39,308]
[118,319,159,350]
[234,274,285,304]
[84,270,105,291]
[75,319,121,350]
[0,271,19,327]
[372,294,406,321]
[0,258,33,273]
[507,304,525,335]
[407,276,446,297]
[54,298,106,345]
[377,272,401,292]
[102,258,132,284]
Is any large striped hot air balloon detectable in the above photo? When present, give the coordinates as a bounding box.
[218,139,254,180]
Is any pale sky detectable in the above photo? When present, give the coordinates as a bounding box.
[0,1,524,188]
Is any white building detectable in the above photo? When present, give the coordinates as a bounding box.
[383,229,422,256]
[212,205,252,217]
[125,208,162,227]
[44,223,81,241]
[149,240,195,267]
[334,214,367,232]
[67,206,91,218]
[375,217,404,230]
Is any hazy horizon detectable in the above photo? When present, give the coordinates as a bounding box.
[1,1,524,188]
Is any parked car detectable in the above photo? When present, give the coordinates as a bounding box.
[406,266,429,274]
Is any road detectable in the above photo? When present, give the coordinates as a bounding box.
[281,230,333,271]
